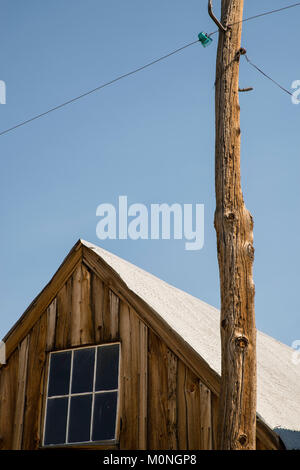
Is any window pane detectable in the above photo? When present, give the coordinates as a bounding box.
[48,351,71,397]
[92,392,117,441]
[44,397,68,445]
[71,348,95,394]
[68,395,92,443]
[95,344,119,391]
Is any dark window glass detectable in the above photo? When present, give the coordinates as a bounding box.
[48,351,71,397]
[71,348,95,394]
[95,345,119,391]
[68,394,92,443]
[44,344,120,446]
[44,397,68,445]
[92,392,117,441]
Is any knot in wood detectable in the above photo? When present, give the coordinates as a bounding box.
[235,48,247,62]
[235,336,249,350]
[238,434,248,446]
[246,243,255,260]
[39,352,45,363]
[224,211,238,225]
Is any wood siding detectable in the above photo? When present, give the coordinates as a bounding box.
[0,259,273,450]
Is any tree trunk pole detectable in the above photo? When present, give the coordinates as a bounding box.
[214,0,257,449]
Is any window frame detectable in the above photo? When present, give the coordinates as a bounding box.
[42,342,121,448]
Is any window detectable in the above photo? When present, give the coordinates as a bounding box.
[43,343,120,446]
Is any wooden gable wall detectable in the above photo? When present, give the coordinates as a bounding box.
[0,254,278,450]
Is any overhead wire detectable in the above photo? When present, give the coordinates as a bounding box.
[243,54,293,97]
[1,2,300,137]
[209,2,300,36]
[0,40,199,137]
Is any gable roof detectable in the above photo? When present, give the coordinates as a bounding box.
[82,240,300,450]
[2,239,299,449]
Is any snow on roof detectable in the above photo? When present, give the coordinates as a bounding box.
[82,240,300,449]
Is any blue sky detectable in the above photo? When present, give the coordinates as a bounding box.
[0,1,299,346]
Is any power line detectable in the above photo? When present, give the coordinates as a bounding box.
[0,40,199,137]
[1,2,300,137]
[243,54,292,97]
[209,2,300,36]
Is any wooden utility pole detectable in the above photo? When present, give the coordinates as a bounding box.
[213,0,257,449]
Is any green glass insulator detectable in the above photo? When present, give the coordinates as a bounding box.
[198,32,213,47]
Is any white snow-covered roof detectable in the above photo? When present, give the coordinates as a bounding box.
[83,240,300,449]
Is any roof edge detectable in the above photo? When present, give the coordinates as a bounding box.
[1,239,83,363]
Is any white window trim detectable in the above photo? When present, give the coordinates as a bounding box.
[42,342,121,447]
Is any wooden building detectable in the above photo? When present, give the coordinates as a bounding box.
[0,240,299,450]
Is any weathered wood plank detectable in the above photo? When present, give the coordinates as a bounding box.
[55,278,72,349]
[177,360,188,450]
[148,330,168,449]
[256,438,265,450]
[102,285,111,342]
[129,308,140,446]
[109,290,119,341]
[211,392,219,450]
[22,314,47,449]
[12,336,29,449]
[91,272,105,343]
[119,304,141,449]
[46,299,57,351]
[80,264,94,344]
[100,286,120,343]
[199,381,212,450]
[138,321,148,450]
[0,349,18,449]
[185,368,201,450]
[178,363,213,450]
[167,349,178,450]
[70,264,82,346]
[119,302,133,448]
